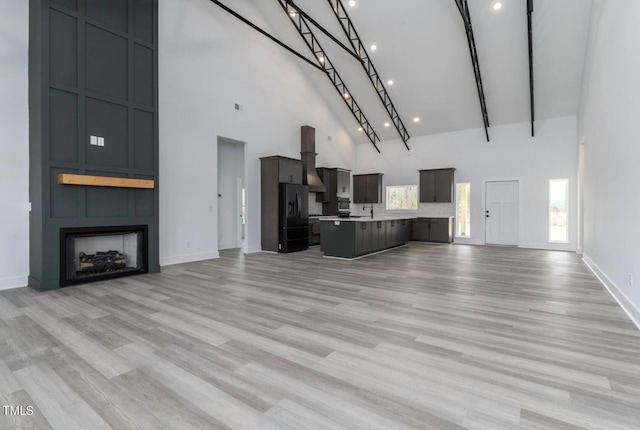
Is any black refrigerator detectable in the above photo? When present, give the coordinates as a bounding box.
[279,183,309,253]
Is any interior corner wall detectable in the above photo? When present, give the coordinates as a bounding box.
[354,116,578,251]
[577,0,640,321]
[0,1,29,290]
[158,0,357,264]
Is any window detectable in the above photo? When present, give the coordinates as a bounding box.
[549,179,568,242]
[385,185,417,210]
[456,183,471,237]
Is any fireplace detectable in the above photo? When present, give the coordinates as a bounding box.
[60,225,149,287]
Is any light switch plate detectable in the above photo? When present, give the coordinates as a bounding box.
[97,137,105,147]
[90,135,98,146]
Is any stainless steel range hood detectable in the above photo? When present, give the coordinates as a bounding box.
[300,125,326,193]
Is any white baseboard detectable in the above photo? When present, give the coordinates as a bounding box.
[0,275,28,291]
[160,251,219,267]
[583,254,640,330]
[519,241,576,252]
[245,245,263,254]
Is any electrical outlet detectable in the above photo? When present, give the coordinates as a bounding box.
[629,273,633,286]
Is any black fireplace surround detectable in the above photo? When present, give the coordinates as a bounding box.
[60,225,149,287]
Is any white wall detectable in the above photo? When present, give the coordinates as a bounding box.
[578,0,640,323]
[0,0,29,290]
[158,0,357,264]
[353,117,578,251]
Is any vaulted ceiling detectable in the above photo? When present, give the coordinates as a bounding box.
[241,0,593,146]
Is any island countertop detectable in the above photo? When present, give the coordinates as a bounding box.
[319,215,417,222]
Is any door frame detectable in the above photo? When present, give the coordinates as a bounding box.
[217,137,245,252]
[483,178,522,246]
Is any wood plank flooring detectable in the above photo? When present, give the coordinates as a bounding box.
[1,243,640,429]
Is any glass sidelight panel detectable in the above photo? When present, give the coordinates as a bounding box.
[549,179,568,242]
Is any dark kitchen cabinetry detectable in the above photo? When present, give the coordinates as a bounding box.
[353,173,383,203]
[419,168,455,202]
[411,217,454,243]
[260,156,305,252]
[277,157,304,184]
[322,218,410,258]
[316,168,351,215]
[354,222,371,256]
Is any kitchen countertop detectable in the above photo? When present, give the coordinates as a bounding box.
[320,216,416,222]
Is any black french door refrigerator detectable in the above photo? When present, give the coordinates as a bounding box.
[279,183,309,253]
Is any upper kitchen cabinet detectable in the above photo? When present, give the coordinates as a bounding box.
[353,173,383,203]
[337,169,350,198]
[260,156,303,185]
[316,168,351,214]
[419,168,455,202]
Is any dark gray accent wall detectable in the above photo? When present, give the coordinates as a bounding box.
[29,0,159,291]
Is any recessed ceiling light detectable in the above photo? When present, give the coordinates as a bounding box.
[370,44,377,51]
[318,55,325,63]
[413,117,420,123]
[387,80,394,86]
[289,10,297,17]
[349,0,356,6]
[358,127,363,132]
[343,92,350,99]
[384,122,390,127]
[493,2,502,11]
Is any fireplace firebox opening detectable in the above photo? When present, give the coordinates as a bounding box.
[60,225,149,287]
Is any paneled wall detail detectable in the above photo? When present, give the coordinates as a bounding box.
[29,0,159,291]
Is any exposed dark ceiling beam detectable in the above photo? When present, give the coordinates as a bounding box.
[207,0,325,73]
[326,0,411,150]
[284,0,364,64]
[527,0,535,137]
[454,0,490,141]
[276,0,381,153]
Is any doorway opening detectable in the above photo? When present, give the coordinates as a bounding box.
[217,137,245,251]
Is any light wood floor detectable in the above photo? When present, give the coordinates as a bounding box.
[1,243,640,429]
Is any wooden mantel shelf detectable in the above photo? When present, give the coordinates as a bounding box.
[58,174,155,189]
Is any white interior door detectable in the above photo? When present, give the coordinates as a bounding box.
[217,138,245,250]
[485,181,519,245]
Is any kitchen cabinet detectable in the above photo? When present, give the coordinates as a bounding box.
[337,169,350,198]
[355,222,371,256]
[277,157,304,184]
[321,217,410,258]
[316,168,351,214]
[353,173,383,203]
[260,156,304,252]
[387,220,398,247]
[411,217,454,243]
[419,168,455,202]
[402,219,412,243]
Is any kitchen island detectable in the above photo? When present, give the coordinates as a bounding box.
[320,217,413,258]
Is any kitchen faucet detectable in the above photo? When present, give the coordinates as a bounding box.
[363,198,374,219]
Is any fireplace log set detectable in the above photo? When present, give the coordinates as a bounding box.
[78,251,126,274]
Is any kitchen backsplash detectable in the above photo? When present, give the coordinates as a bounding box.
[308,192,324,215]
[350,202,455,218]
[418,203,456,217]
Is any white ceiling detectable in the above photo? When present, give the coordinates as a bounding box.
[250,0,593,146]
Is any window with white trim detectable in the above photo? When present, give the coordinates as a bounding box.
[549,179,568,242]
[456,183,471,237]
[385,185,417,210]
